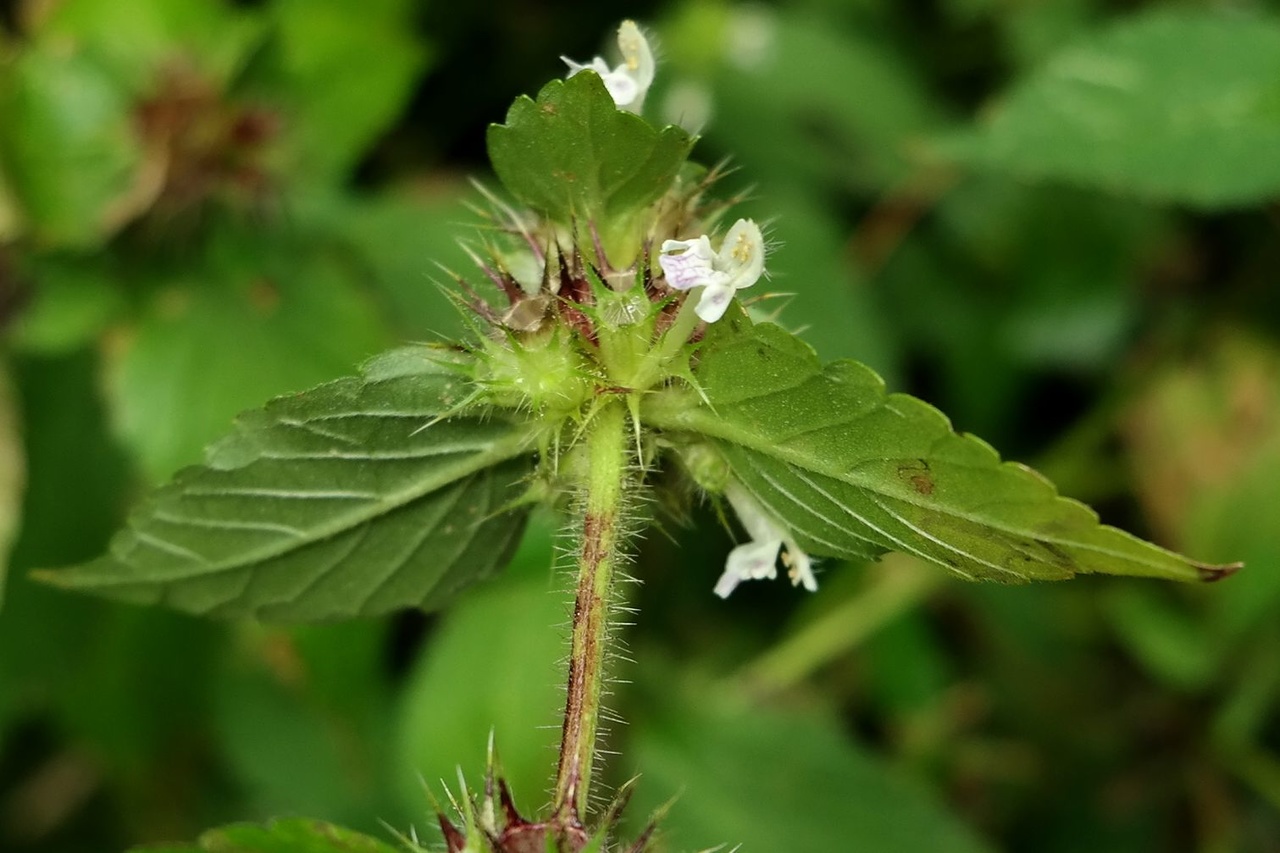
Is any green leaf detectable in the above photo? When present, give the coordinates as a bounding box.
[9,255,125,354]
[0,364,23,605]
[665,7,945,191]
[625,669,992,853]
[294,186,474,341]
[37,348,537,621]
[104,230,389,481]
[214,622,395,827]
[36,0,265,90]
[0,47,145,247]
[394,517,564,823]
[644,313,1235,584]
[940,10,1280,208]
[130,818,401,853]
[0,163,19,240]
[269,0,430,178]
[486,71,694,226]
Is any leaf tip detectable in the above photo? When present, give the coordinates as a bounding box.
[1196,561,1243,583]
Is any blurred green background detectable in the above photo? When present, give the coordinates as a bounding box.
[1,0,1279,850]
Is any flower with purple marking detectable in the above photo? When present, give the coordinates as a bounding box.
[659,218,766,323]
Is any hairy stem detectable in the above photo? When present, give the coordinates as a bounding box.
[554,399,629,822]
[631,295,700,391]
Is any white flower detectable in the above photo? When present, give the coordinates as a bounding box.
[562,20,655,111]
[715,481,817,598]
[659,218,766,323]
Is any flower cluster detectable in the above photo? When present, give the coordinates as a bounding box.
[560,21,793,599]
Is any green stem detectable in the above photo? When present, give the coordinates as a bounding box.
[553,399,629,822]
[631,295,701,391]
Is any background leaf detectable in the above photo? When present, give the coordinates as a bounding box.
[0,365,23,604]
[0,47,145,248]
[130,818,400,852]
[645,313,1231,585]
[939,10,1280,208]
[660,3,946,191]
[35,0,264,91]
[267,0,430,180]
[212,622,397,832]
[7,255,126,355]
[0,163,19,240]
[394,516,565,831]
[103,228,390,481]
[39,348,537,621]
[623,667,992,853]
[294,186,475,342]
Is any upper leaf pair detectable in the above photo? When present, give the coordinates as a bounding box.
[487,71,694,240]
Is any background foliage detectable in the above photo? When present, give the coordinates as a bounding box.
[1,0,1278,850]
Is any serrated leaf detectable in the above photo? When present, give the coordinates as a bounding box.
[129,818,401,852]
[486,71,694,225]
[939,10,1280,208]
[38,348,537,621]
[644,312,1236,585]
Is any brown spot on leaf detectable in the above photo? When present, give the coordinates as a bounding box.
[897,459,934,496]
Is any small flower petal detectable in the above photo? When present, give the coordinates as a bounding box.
[599,69,640,107]
[694,283,736,323]
[716,538,782,598]
[717,218,766,291]
[658,219,767,323]
[658,236,716,291]
[723,481,776,539]
[715,482,818,597]
[561,21,655,111]
[560,56,611,78]
[618,20,655,91]
[660,236,714,258]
